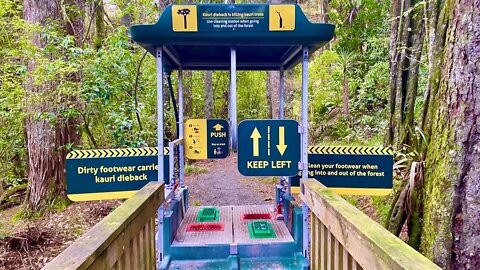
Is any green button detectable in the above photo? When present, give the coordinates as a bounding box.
[196,207,220,222]
[248,221,276,238]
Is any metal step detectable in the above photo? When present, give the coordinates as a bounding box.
[165,205,304,270]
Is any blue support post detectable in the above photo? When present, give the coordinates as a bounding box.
[300,47,310,260]
[156,47,165,267]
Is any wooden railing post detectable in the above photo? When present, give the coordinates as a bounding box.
[43,182,164,270]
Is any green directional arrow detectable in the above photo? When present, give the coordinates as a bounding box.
[250,127,261,157]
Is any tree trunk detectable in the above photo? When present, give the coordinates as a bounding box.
[319,0,330,51]
[204,71,213,118]
[387,0,425,147]
[221,72,229,119]
[266,71,281,119]
[266,0,283,120]
[23,0,84,213]
[24,0,61,213]
[420,0,480,269]
[120,0,132,28]
[184,71,193,118]
[60,0,85,194]
[94,0,105,49]
[342,67,349,118]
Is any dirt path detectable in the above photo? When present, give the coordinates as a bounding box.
[185,154,276,206]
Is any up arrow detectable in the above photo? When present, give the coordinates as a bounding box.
[250,128,261,157]
[213,124,223,131]
[276,126,287,155]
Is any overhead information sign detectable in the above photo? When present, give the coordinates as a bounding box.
[185,119,229,159]
[291,146,393,195]
[238,120,300,176]
[66,147,169,201]
[172,4,295,32]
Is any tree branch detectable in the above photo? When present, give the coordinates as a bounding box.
[133,51,148,131]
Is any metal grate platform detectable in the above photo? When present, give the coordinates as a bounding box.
[172,206,233,246]
[233,205,294,244]
[172,205,294,247]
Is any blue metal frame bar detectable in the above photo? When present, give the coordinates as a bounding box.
[178,69,185,188]
[163,45,182,67]
[301,47,309,260]
[230,47,238,152]
[168,138,183,189]
[156,46,165,267]
[281,46,302,67]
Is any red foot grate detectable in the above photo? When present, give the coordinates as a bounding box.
[241,213,272,220]
[186,223,224,232]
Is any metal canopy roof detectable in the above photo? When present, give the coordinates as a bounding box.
[130,4,335,71]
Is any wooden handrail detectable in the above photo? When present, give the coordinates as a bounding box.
[43,181,164,270]
[301,179,441,270]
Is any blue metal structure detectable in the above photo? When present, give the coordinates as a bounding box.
[130,3,334,269]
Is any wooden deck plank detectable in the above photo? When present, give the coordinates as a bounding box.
[43,182,164,270]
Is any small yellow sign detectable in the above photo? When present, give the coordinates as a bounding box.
[172,5,198,32]
[185,119,207,159]
[269,5,295,31]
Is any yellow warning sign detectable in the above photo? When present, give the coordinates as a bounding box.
[172,5,198,32]
[269,5,295,31]
[308,146,393,155]
[185,119,208,159]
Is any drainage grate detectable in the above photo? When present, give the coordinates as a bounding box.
[196,207,220,222]
[248,221,276,239]
[241,213,272,220]
[186,223,225,232]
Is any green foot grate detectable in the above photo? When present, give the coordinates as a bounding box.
[196,207,220,222]
[248,220,276,239]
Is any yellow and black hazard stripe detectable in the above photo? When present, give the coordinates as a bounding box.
[308,146,392,155]
[67,147,170,159]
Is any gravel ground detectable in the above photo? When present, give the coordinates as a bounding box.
[185,154,275,206]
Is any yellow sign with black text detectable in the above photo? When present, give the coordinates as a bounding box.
[185,119,230,159]
[269,5,295,31]
[185,119,208,159]
[172,5,198,32]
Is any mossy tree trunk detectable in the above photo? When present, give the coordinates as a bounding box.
[94,0,105,49]
[387,0,425,148]
[420,0,480,268]
[386,0,426,248]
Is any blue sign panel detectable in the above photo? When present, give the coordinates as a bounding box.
[66,147,169,201]
[198,5,268,32]
[206,119,229,159]
[291,146,393,195]
[238,120,300,176]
